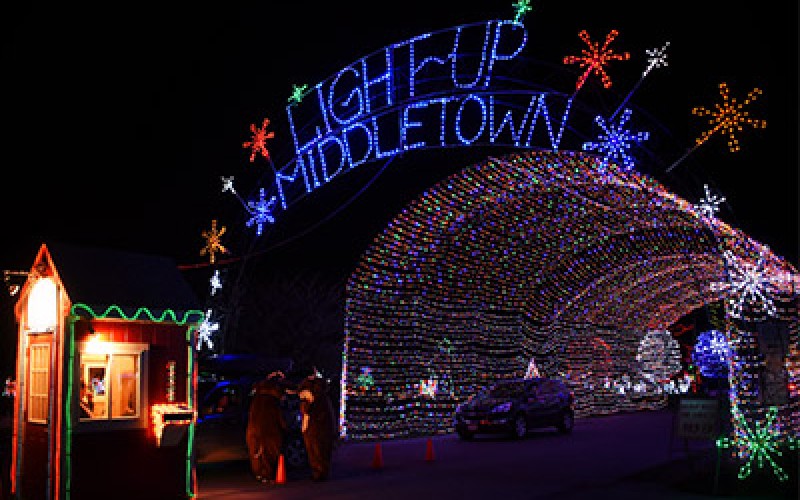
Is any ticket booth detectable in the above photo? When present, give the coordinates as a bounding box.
[11,242,203,500]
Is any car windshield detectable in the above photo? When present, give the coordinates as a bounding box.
[487,381,526,398]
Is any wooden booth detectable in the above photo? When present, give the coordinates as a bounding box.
[11,242,204,500]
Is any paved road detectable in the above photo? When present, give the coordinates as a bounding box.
[196,409,796,499]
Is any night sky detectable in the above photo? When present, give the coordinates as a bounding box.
[0,1,797,280]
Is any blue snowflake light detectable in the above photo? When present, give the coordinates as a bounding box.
[582,108,649,172]
[246,188,277,236]
[692,329,731,378]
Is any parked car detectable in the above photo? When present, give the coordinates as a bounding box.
[193,369,309,471]
[453,377,575,440]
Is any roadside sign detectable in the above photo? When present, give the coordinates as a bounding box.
[675,397,719,440]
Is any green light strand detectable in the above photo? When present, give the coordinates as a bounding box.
[186,324,196,498]
[64,318,77,500]
[70,303,204,325]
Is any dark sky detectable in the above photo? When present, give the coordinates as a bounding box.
[1,1,797,281]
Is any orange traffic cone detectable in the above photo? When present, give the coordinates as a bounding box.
[425,437,435,462]
[275,454,286,484]
[372,441,384,469]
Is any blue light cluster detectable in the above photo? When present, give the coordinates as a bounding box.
[692,329,732,378]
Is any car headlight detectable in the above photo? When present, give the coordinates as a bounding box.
[491,402,512,413]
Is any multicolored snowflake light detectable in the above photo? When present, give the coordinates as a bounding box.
[563,29,630,91]
[196,309,219,351]
[242,117,275,162]
[694,184,726,219]
[642,41,670,78]
[711,249,786,319]
[717,406,790,481]
[691,83,767,152]
[582,108,649,171]
[200,219,228,264]
[246,188,277,236]
[512,0,533,23]
[692,329,731,378]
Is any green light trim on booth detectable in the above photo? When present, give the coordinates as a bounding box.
[186,324,197,498]
[65,304,203,499]
[64,318,77,500]
[71,303,205,324]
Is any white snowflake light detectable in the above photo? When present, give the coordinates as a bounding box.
[221,176,236,194]
[196,309,219,350]
[712,249,786,319]
[642,41,670,78]
[582,108,650,172]
[209,270,222,296]
[695,184,726,219]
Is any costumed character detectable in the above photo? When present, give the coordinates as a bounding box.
[246,371,287,483]
[296,372,337,481]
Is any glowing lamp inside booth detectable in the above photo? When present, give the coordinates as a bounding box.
[26,277,57,332]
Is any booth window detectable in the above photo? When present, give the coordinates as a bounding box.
[79,351,142,421]
[28,343,50,423]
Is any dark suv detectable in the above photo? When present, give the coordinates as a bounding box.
[453,377,574,440]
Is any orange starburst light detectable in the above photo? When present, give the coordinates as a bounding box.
[200,219,228,264]
[563,29,630,91]
[691,82,766,152]
[242,117,275,162]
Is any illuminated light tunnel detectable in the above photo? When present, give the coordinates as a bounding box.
[340,150,799,440]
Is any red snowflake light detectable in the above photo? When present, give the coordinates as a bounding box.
[563,29,630,91]
[242,117,275,162]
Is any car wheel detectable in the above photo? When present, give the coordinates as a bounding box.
[284,436,307,468]
[457,430,474,441]
[512,414,527,439]
[557,410,574,434]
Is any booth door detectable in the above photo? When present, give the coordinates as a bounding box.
[21,333,53,500]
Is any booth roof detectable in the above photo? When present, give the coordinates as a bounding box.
[43,241,202,319]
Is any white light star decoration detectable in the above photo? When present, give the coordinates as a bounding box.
[210,270,222,296]
[221,176,236,195]
[711,249,787,319]
[642,41,670,78]
[246,188,277,236]
[582,108,650,172]
[695,184,726,219]
[196,309,219,350]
